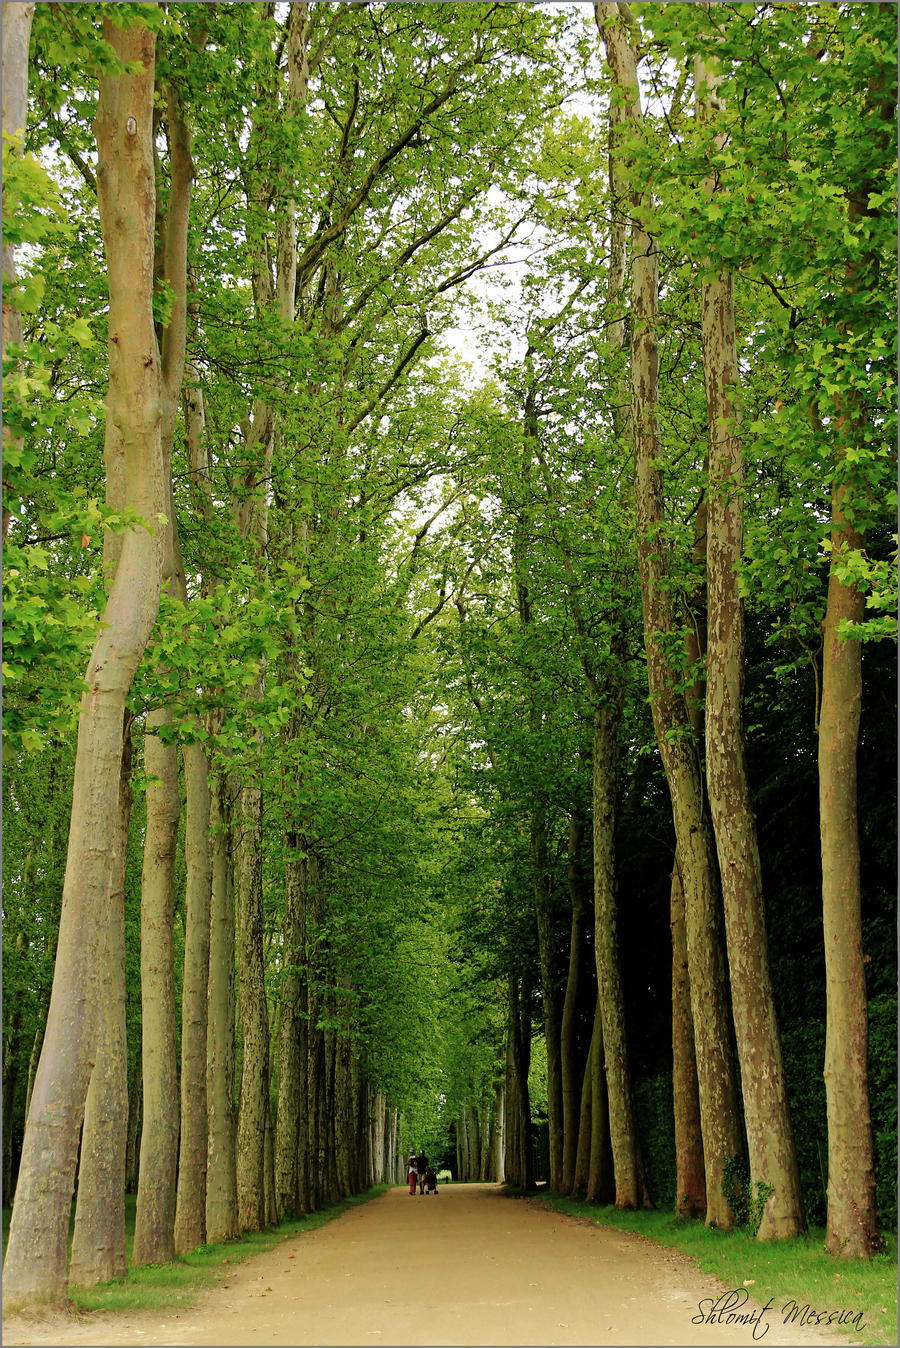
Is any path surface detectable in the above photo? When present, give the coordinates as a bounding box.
[3,1184,859,1347]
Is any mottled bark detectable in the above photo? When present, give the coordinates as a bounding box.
[3,21,162,1306]
[132,712,180,1266]
[235,770,270,1232]
[174,741,212,1252]
[133,65,194,1266]
[597,1,742,1227]
[696,55,804,1240]
[671,864,706,1219]
[205,766,238,1242]
[69,718,132,1287]
[592,693,646,1208]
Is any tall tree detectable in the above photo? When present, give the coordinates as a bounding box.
[3,11,164,1306]
[694,46,804,1239]
[597,0,743,1227]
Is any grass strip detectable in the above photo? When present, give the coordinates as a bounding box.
[3,1187,386,1318]
[522,1189,897,1348]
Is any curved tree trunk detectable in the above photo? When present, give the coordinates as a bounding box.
[3,19,162,1306]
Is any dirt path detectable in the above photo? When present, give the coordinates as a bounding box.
[3,1184,860,1347]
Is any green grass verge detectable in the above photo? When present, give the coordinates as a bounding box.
[3,1186,386,1317]
[523,1190,898,1348]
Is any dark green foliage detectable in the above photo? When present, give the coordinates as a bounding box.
[722,1155,774,1238]
[780,1019,828,1229]
[867,994,898,1231]
[633,1074,675,1210]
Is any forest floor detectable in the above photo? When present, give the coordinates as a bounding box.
[2,1183,874,1347]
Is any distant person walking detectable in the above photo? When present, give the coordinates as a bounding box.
[415,1148,428,1195]
[407,1151,418,1196]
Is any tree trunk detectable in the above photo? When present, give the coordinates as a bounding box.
[275,841,305,1219]
[504,977,534,1190]
[459,1107,470,1182]
[205,765,239,1242]
[820,469,879,1255]
[592,694,646,1208]
[597,1,743,1228]
[264,1104,278,1226]
[69,717,133,1287]
[817,48,891,1257]
[532,811,564,1191]
[586,996,613,1205]
[479,1094,492,1181]
[373,1093,386,1185]
[132,713,180,1266]
[560,813,589,1193]
[696,54,804,1241]
[335,1032,353,1197]
[3,20,162,1306]
[572,1008,595,1197]
[235,767,270,1232]
[670,863,706,1219]
[490,1080,505,1183]
[174,740,212,1252]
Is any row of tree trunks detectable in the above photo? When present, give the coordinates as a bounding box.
[3,17,166,1307]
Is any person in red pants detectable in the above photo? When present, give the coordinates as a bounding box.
[407,1152,418,1195]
